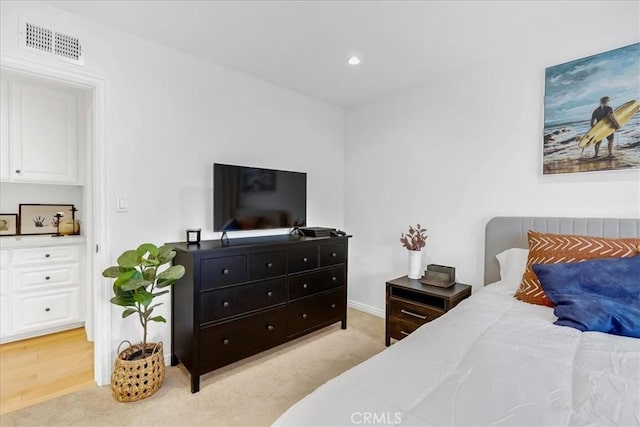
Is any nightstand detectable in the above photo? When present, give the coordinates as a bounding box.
[385,276,472,346]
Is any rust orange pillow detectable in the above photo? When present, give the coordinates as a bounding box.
[514,230,640,307]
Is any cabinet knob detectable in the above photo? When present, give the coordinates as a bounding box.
[45,254,51,258]
[45,307,51,312]
[302,257,308,263]
[222,339,230,345]
[222,301,230,308]
[45,276,50,280]
[331,276,337,282]
[266,262,273,268]
[222,268,229,275]
[302,313,307,319]
[266,291,273,297]
[331,252,337,258]
[15,169,21,174]
[331,303,336,309]
[302,283,308,289]
[266,325,274,331]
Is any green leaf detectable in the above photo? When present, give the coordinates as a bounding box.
[117,250,140,268]
[149,315,166,323]
[122,308,137,318]
[137,243,159,257]
[110,295,136,307]
[133,289,153,307]
[156,265,185,285]
[157,245,174,260]
[102,266,132,278]
[157,251,176,265]
[113,270,141,289]
[143,268,156,281]
[120,277,151,292]
[141,257,160,268]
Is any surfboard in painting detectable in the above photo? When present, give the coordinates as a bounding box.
[542,43,640,174]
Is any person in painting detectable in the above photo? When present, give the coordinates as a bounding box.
[590,96,620,158]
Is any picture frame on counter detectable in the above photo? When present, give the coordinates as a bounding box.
[18,204,75,235]
[0,213,19,236]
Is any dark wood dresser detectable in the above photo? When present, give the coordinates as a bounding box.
[169,234,349,392]
[385,276,471,346]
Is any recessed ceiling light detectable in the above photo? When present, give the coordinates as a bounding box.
[347,56,361,66]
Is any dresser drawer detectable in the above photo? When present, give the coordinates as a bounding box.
[12,264,79,292]
[389,297,444,324]
[288,266,345,300]
[389,316,423,341]
[287,245,318,273]
[200,306,287,372]
[12,246,80,267]
[13,288,81,333]
[200,278,286,324]
[201,255,247,290]
[287,289,344,337]
[320,242,345,267]
[248,251,286,281]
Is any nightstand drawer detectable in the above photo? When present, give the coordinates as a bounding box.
[388,317,422,341]
[389,297,444,323]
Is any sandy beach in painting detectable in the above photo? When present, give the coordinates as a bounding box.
[543,113,640,174]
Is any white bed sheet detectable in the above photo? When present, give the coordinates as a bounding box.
[274,282,640,426]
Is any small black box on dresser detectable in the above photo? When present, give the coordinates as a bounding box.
[168,234,350,393]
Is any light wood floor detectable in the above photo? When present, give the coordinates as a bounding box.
[0,328,94,415]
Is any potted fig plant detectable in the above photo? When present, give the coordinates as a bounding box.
[400,224,428,279]
[102,243,185,402]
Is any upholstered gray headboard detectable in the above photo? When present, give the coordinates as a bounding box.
[484,217,640,285]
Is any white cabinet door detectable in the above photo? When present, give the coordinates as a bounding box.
[9,81,78,184]
[0,79,9,181]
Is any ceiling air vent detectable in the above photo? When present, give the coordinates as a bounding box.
[20,19,84,65]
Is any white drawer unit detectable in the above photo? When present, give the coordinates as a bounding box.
[0,243,84,342]
[12,245,80,267]
[12,288,80,333]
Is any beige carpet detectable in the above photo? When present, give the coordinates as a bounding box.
[1,308,385,426]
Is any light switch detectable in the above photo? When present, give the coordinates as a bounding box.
[116,195,128,213]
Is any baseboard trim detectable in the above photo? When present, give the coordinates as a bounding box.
[348,299,384,318]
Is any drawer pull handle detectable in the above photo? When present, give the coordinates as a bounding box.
[302,257,308,263]
[331,303,336,309]
[222,268,229,275]
[45,307,51,312]
[45,254,51,258]
[15,169,21,174]
[222,301,230,308]
[266,262,273,268]
[45,276,51,280]
[331,276,337,282]
[401,309,427,320]
[266,325,274,331]
[331,252,337,258]
[400,330,410,336]
[266,291,273,297]
[302,313,308,319]
[222,339,230,346]
[302,283,308,289]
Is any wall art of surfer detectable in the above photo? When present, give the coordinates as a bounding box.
[543,43,639,174]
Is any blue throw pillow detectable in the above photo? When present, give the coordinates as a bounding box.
[532,256,640,338]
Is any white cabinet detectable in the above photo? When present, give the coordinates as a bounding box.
[0,243,84,343]
[0,78,79,185]
[0,80,9,181]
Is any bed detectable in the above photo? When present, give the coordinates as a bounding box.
[274,217,640,426]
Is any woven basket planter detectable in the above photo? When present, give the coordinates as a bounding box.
[111,341,165,402]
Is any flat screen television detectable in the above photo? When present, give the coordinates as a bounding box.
[213,163,307,232]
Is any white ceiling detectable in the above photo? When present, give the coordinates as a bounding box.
[46,1,637,108]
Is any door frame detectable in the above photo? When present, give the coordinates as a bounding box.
[1,55,111,386]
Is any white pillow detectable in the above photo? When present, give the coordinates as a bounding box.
[495,247,529,289]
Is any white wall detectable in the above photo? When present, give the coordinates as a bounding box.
[344,3,640,314]
[1,2,344,358]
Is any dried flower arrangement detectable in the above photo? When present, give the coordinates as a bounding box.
[400,223,428,251]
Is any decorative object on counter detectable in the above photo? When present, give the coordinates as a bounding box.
[52,212,64,237]
[60,206,80,235]
[420,264,456,288]
[0,213,19,236]
[186,228,201,245]
[400,223,428,279]
[18,204,75,235]
[102,243,186,402]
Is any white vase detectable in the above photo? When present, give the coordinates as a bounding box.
[408,250,422,279]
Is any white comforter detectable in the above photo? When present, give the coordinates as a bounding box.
[275,282,640,426]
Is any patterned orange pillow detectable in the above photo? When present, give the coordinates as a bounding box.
[514,230,640,307]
